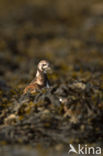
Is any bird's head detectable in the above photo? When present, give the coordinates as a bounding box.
[37,60,52,73]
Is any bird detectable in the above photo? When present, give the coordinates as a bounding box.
[23,60,52,94]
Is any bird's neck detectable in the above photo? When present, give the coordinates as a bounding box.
[36,70,42,78]
[36,70,46,86]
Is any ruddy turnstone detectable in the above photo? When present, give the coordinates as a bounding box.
[23,60,51,94]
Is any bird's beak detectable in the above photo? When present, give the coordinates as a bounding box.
[46,65,52,73]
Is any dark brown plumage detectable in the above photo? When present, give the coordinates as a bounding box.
[23,60,51,94]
